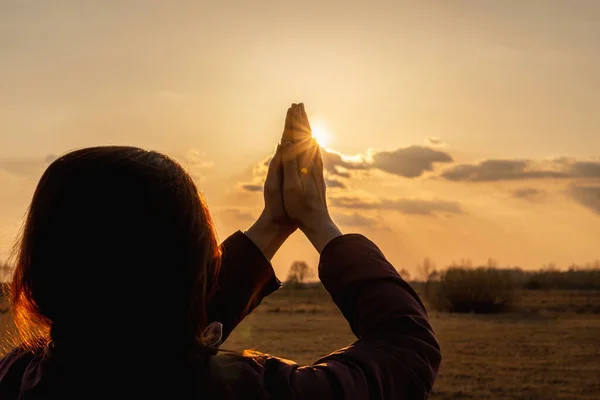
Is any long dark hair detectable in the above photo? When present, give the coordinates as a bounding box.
[10,146,221,356]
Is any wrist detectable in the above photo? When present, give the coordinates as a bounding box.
[301,217,342,253]
[245,213,295,260]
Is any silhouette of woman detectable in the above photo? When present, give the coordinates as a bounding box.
[0,104,440,399]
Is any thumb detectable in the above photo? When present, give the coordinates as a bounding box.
[281,142,302,192]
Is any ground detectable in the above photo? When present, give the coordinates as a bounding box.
[226,287,600,400]
[1,288,599,399]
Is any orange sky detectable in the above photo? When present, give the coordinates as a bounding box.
[1,1,599,278]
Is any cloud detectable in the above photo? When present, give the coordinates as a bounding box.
[325,178,347,189]
[440,159,600,182]
[441,159,566,181]
[0,159,46,177]
[239,183,263,192]
[237,154,274,193]
[321,149,368,177]
[569,161,600,179]
[427,137,445,146]
[184,149,215,169]
[370,146,453,178]
[569,185,600,215]
[45,154,58,163]
[329,196,463,216]
[214,208,255,222]
[321,145,453,179]
[512,187,545,200]
[331,212,379,227]
[182,148,215,182]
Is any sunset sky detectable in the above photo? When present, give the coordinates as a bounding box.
[1,1,599,278]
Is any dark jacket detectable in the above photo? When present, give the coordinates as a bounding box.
[0,232,441,399]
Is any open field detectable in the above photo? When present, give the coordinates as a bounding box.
[227,287,600,400]
[2,287,599,399]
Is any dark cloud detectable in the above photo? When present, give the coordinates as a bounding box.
[214,208,255,223]
[321,150,368,177]
[569,185,600,215]
[512,187,545,199]
[45,154,58,163]
[0,159,43,176]
[325,178,347,189]
[427,137,445,146]
[330,196,463,216]
[440,159,567,182]
[440,159,600,182]
[332,212,378,227]
[332,169,351,178]
[321,146,453,179]
[569,161,600,179]
[239,183,263,192]
[371,146,453,178]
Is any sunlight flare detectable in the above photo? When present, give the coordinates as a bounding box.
[311,122,332,148]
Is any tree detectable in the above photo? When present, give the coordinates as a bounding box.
[417,257,437,282]
[398,268,412,282]
[486,258,499,268]
[286,261,314,286]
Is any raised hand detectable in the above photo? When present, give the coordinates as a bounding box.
[244,108,301,260]
[281,104,342,253]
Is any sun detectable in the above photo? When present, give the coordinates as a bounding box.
[311,122,332,148]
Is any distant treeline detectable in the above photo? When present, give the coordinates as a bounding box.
[413,264,600,314]
[509,267,600,290]
[410,258,600,290]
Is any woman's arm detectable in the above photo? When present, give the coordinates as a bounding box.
[205,230,282,342]
[257,233,441,399]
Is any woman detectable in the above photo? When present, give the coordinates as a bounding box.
[0,104,440,399]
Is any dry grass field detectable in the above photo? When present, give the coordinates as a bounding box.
[226,287,600,400]
[1,287,599,399]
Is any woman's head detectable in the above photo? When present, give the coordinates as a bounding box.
[10,146,221,353]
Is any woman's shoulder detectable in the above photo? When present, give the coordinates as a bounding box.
[201,350,299,398]
[0,345,44,398]
[0,345,41,375]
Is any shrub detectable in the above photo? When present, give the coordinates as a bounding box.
[285,261,314,289]
[524,267,600,290]
[427,267,516,313]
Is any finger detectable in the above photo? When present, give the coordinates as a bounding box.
[291,104,299,143]
[296,137,315,173]
[314,145,327,194]
[314,144,325,183]
[265,145,283,190]
[295,103,311,139]
[282,142,302,192]
[299,103,311,129]
[302,104,312,136]
[299,139,321,188]
[282,107,294,142]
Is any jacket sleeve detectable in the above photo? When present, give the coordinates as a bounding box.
[260,234,441,399]
[206,231,282,342]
